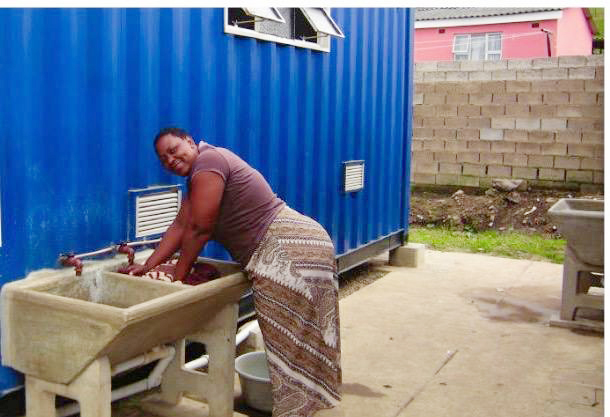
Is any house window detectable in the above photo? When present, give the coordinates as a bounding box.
[224,8,344,52]
[453,32,502,61]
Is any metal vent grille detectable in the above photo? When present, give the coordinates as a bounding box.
[135,190,181,238]
[343,160,365,193]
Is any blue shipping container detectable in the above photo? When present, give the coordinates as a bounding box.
[0,8,414,395]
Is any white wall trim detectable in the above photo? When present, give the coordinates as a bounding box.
[415,10,563,29]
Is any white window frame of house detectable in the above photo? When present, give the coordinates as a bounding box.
[224,8,343,53]
[452,32,503,61]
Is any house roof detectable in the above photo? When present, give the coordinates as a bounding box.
[415,8,561,22]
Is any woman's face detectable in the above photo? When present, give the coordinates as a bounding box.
[155,134,199,176]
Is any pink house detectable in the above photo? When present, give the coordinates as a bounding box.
[415,8,596,62]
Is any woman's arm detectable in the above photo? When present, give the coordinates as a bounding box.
[172,171,225,282]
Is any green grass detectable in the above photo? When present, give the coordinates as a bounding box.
[409,227,566,264]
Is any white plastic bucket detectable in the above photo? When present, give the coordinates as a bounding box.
[235,351,272,412]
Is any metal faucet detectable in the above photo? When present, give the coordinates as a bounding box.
[59,254,84,276]
[117,243,135,265]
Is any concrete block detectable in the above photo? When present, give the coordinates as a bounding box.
[569,92,597,104]
[413,127,434,138]
[517,93,542,104]
[530,80,558,92]
[556,105,583,117]
[437,61,461,71]
[555,131,582,144]
[415,83,435,93]
[530,104,557,117]
[462,163,485,176]
[467,118,491,128]
[468,71,492,81]
[540,118,567,131]
[559,56,587,67]
[436,104,458,117]
[423,117,445,128]
[569,67,596,80]
[506,80,531,92]
[439,162,462,174]
[515,118,541,130]
[412,173,436,184]
[568,144,595,157]
[492,93,517,104]
[581,132,603,144]
[484,60,508,70]
[481,105,506,117]
[492,69,516,80]
[413,93,424,105]
[581,104,603,118]
[424,93,446,104]
[542,68,568,80]
[528,131,555,143]
[480,152,503,165]
[503,129,529,142]
[540,143,568,156]
[460,60,484,71]
[469,93,493,105]
[516,69,542,80]
[446,94,469,104]
[480,128,504,141]
[538,168,565,181]
[468,140,491,152]
[424,71,447,82]
[584,80,604,92]
[412,150,435,162]
[413,105,436,119]
[581,158,604,171]
[516,142,541,154]
[597,92,604,104]
[416,62,437,71]
[457,152,480,164]
[566,170,593,183]
[491,141,516,153]
[411,139,425,151]
[592,144,603,159]
[567,118,600,131]
[595,67,604,80]
[436,173,462,185]
[554,156,581,170]
[456,128,480,140]
[512,167,538,179]
[556,80,585,91]
[504,104,531,117]
[446,71,469,81]
[528,155,554,168]
[444,117,468,128]
[413,118,423,128]
[435,82,464,93]
[491,118,515,129]
[532,57,559,69]
[434,151,457,162]
[414,161,439,174]
[593,171,604,184]
[444,140,468,152]
[422,139,445,151]
[458,104,481,117]
[459,175,480,187]
[480,81,506,93]
[543,92,569,104]
[586,55,605,66]
[508,59,532,69]
[434,128,457,140]
[486,165,511,178]
[503,153,528,167]
[414,72,424,82]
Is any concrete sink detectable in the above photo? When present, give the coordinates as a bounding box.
[548,198,604,266]
[1,251,249,385]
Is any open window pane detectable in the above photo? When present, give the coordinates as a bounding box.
[300,8,345,38]
[487,33,502,52]
[453,35,469,53]
[243,7,286,23]
[470,34,486,60]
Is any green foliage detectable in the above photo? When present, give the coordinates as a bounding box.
[589,8,604,39]
[409,227,566,264]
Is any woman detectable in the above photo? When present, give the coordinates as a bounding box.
[127,127,341,417]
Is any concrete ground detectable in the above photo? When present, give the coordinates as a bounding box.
[116,250,604,417]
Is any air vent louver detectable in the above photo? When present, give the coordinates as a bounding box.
[343,160,365,193]
[135,190,181,238]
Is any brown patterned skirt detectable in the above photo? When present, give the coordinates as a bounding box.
[245,206,342,417]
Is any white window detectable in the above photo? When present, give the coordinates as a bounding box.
[224,8,344,53]
[453,32,502,61]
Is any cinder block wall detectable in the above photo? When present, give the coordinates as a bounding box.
[411,55,604,190]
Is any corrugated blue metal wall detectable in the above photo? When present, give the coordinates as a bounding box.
[0,8,413,392]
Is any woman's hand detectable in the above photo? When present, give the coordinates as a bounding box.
[122,263,149,276]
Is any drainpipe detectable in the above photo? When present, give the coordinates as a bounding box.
[541,28,553,57]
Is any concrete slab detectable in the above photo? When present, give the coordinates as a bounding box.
[333,250,603,417]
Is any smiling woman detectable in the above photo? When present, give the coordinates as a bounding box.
[125,127,343,417]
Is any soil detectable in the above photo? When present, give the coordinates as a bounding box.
[409,186,604,237]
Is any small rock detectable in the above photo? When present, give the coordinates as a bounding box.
[546,197,557,204]
[567,193,573,198]
[383,384,392,388]
[489,205,495,211]
[452,189,465,198]
[485,188,497,196]
[522,219,528,224]
[523,206,537,216]
[499,227,506,231]
[505,191,521,204]
[492,178,524,192]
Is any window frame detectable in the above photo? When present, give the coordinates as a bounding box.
[452,32,502,61]
[224,8,335,52]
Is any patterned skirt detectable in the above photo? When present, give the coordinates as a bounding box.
[245,206,342,417]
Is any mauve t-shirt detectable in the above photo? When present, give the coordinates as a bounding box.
[188,142,285,266]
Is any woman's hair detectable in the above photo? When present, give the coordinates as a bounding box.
[153,127,191,150]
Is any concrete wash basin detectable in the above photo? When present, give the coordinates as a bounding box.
[548,198,604,266]
[1,250,249,385]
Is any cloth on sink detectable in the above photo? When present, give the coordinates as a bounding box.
[117,259,221,285]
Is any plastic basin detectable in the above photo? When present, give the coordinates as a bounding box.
[235,351,272,412]
[548,198,604,266]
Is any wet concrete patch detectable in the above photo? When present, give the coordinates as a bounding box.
[341,383,386,398]
[463,286,561,323]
